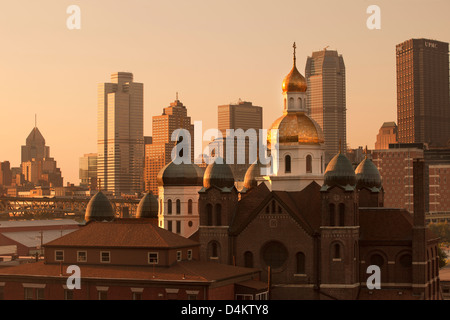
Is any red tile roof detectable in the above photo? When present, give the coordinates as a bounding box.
[44,219,199,249]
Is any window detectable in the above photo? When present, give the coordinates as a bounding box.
[188,199,193,214]
[24,288,34,300]
[306,155,312,173]
[167,199,172,214]
[244,251,253,268]
[210,242,219,258]
[177,251,182,261]
[215,204,222,226]
[77,251,87,263]
[148,252,159,264]
[236,294,254,300]
[187,250,193,260]
[339,203,345,226]
[334,244,341,259]
[55,250,64,262]
[64,289,74,300]
[262,241,288,269]
[176,220,181,234]
[329,204,335,226]
[168,220,173,232]
[296,252,306,274]
[24,287,45,300]
[285,155,291,173]
[207,204,213,226]
[100,251,110,263]
[98,290,108,300]
[256,292,269,300]
[187,294,197,300]
[132,292,142,300]
[176,199,181,214]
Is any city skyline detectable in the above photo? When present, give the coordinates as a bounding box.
[1,1,449,183]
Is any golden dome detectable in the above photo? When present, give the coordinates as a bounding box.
[282,42,307,93]
[282,65,307,93]
[267,112,324,147]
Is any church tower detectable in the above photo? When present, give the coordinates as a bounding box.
[198,158,238,264]
[355,148,384,207]
[319,151,360,299]
[265,43,326,192]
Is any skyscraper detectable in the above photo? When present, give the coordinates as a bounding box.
[305,49,346,163]
[375,122,398,150]
[396,38,450,147]
[217,100,262,181]
[97,72,144,196]
[79,153,98,189]
[144,97,194,195]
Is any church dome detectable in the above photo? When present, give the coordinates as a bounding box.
[323,153,356,187]
[157,161,204,187]
[85,191,115,222]
[282,64,307,93]
[355,157,382,190]
[267,112,324,147]
[243,161,265,190]
[203,157,235,189]
[136,193,159,218]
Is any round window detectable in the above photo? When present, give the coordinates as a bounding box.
[262,241,288,268]
[188,221,193,227]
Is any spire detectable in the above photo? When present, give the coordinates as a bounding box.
[364,145,368,159]
[293,42,297,66]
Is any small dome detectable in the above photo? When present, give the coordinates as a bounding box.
[85,191,115,222]
[203,157,235,189]
[324,153,356,187]
[282,64,307,93]
[268,112,324,147]
[157,161,204,187]
[355,158,382,190]
[243,161,265,190]
[136,193,159,218]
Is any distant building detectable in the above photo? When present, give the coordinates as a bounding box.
[375,122,398,150]
[79,153,97,190]
[396,39,450,147]
[97,72,144,196]
[217,101,263,181]
[20,126,63,187]
[144,98,194,195]
[0,161,12,187]
[306,48,347,163]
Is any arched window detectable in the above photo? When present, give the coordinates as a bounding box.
[188,199,193,214]
[215,204,222,226]
[370,254,384,267]
[266,206,270,214]
[167,199,172,214]
[244,251,253,268]
[329,203,335,226]
[285,155,291,173]
[298,97,302,109]
[334,243,341,259]
[176,199,181,214]
[272,201,276,213]
[206,204,213,226]
[339,203,345,226]
[296,252,306,274]
[306,155,312,173]
[210,242,219,258]
[289,97,294,108]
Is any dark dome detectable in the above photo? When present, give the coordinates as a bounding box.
[157,161,204,187]
[355,158,382,189]
[136,193,159,218]
[324,153,356,187]
[85,191,115,222]
[243,161,265,190]
[203,157,235,189]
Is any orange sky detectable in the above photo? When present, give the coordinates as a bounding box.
[0,0,449,184]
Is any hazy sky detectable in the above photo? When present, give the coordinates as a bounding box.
[1,0,449,184]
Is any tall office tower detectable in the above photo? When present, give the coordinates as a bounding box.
[217,100,262,181]
[305,49,346,163]
[0,161,12,187]
[375,122,398,150]
[396,39,450,147]
[79,153,98,189]
[144,97,194,195]
[21,127,50,163]
[97,72,144,196]
[20,126,64,187]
